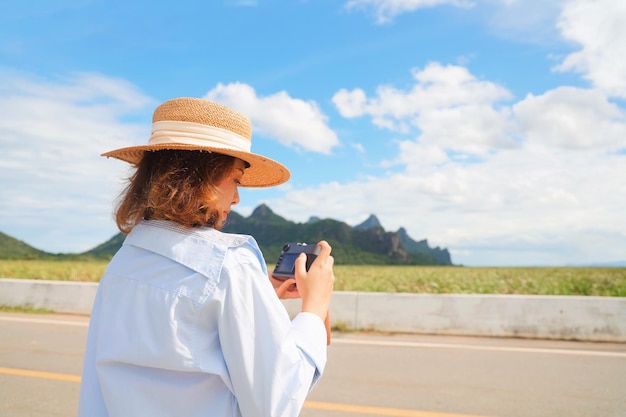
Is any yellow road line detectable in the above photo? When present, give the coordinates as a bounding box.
[0,367,490,417]
[0,367,81,382]
[305,400,489,417]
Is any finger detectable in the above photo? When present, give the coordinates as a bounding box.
[275,278,296,298]
[282,281,301,299]
[294,252,308,278]
[324,311,331,345]
[279,278,296,288]
[315,240,332,261]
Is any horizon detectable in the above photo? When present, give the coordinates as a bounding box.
[1,1,625,266]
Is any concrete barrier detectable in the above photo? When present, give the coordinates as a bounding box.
[0,278,97,315]
[2,278,625,342]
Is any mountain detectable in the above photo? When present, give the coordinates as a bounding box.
[355,214,383,230]
[397,227,452,265]
[0,231,52,260]
[0,231,97,260]
[1,204,453,265]
[82,233,126,260]
[220,205,451,265]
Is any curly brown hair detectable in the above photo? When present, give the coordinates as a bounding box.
[114,150,238,233]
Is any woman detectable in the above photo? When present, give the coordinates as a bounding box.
[77,97,335,417]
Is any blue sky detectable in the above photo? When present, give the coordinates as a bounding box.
[1,0,625,266]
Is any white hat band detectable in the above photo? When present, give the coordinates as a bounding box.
[148,120,252,152]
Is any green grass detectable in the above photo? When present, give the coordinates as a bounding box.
[332,265,626,296]
[1,260,624,296]
[0,260,108,282]
[0,304,55,314]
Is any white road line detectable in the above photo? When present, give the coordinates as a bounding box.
[0,316,89,327]
[332,338,626,358]
[3,315,624,358]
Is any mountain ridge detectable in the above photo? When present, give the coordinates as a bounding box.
[0,204,453,265]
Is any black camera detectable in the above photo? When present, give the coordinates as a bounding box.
[272,242,321,281]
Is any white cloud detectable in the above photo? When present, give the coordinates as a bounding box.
[334,63,512,119]
[351,142,366,153]
[333,63,515,154]
[385,142,449,170]
[482,0,566,42]
[0,70,153,252]
[416,104,515,155]
[333,88,368,118]
[275,61,626,266]
[554,0,626,98]
[345,0,474,24]
[514,86,626,150]
[205,82,340,154]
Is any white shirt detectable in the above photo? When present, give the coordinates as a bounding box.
[78,220,327,417]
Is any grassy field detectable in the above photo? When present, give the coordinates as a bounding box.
[332,265,626,296]
[0,260,109,282]
[1,259,625,296]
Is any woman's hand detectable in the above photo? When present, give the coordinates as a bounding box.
[295,241,335,322]
[269,275,301,299]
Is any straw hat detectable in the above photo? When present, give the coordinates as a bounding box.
[102,97,290,187]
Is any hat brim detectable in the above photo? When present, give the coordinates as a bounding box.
[102,144,290,188]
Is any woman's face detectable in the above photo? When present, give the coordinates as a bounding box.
[214,158,246,228]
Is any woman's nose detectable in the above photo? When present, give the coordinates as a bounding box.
[232,188,240,205]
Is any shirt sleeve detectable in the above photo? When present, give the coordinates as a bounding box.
[213,247,327,417]
[77,285,109,417]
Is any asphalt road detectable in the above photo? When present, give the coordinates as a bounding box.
[1,312,625,417]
